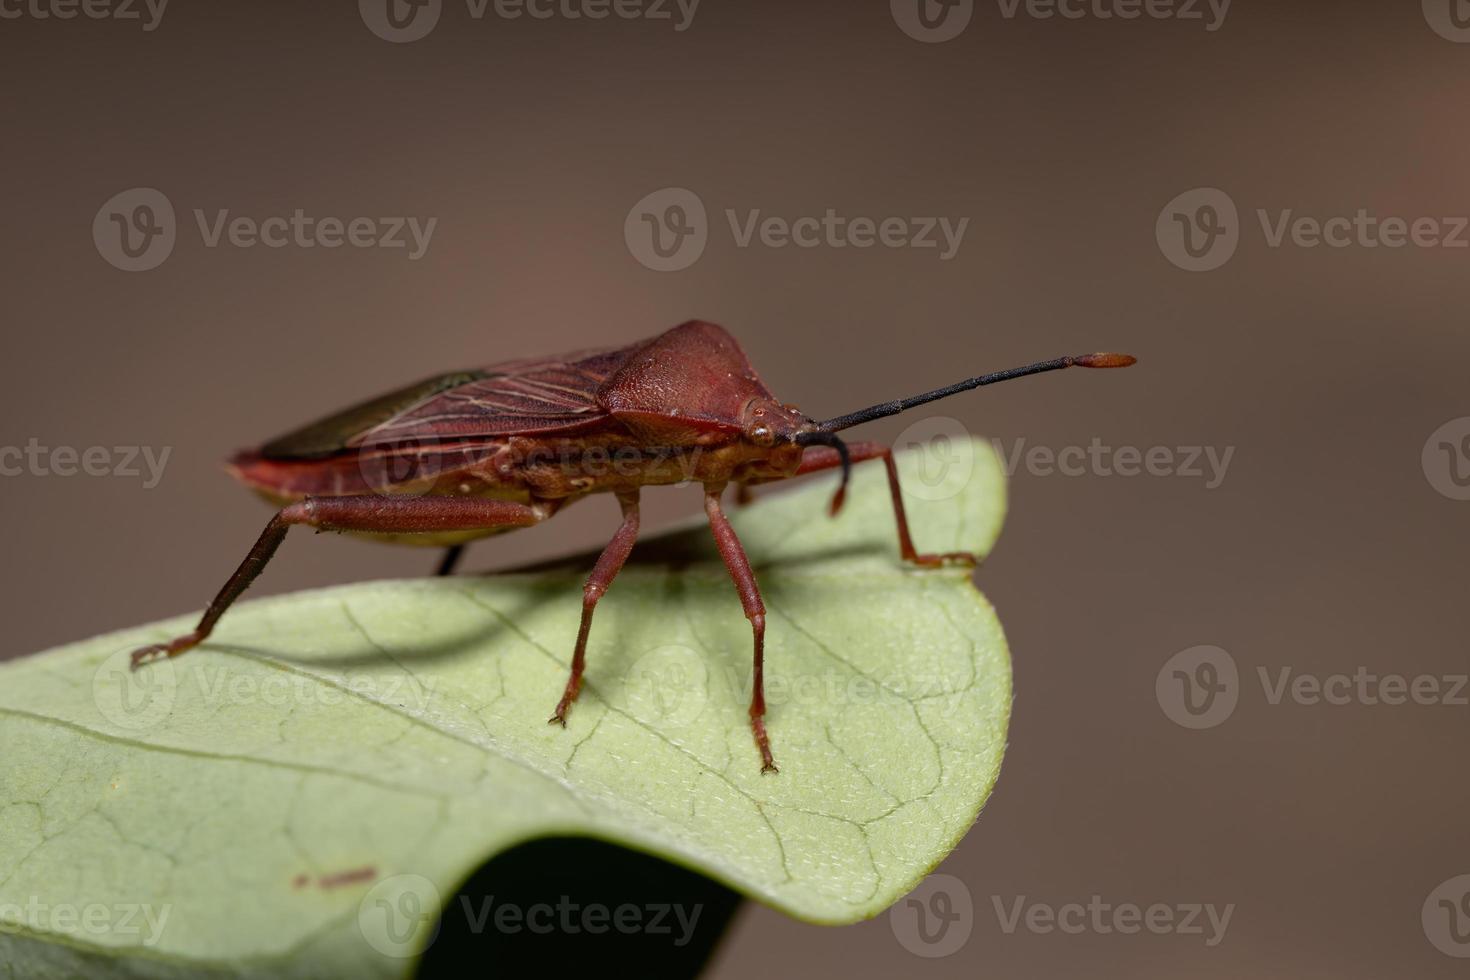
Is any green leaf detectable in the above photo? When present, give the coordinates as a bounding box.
[0,438,1011,977]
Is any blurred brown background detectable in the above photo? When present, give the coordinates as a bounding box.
[3,0,1468,975]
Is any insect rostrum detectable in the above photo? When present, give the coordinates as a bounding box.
[131,320,1134,773]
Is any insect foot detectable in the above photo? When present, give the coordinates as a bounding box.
[129,631,203,670]
[754,717,779,775]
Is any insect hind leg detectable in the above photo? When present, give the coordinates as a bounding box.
[130,495,548,670]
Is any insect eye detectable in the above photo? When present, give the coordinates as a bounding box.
[749,424,775,447]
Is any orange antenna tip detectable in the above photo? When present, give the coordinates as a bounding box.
[1074,353,1137,369]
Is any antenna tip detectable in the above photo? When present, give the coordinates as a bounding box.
[1074,352,1137,369]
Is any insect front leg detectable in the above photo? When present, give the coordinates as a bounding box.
[703,486,777,774]
[795,441,980,568]
[548,491,640,727]
[130,495,549,669]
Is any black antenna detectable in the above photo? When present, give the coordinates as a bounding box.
[817,353,1136,433]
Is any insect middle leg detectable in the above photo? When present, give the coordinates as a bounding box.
[796,441,980,567]
[130,495,549,668]
[704,486,778,773]
[435,544,466,577]
[548,491,641,727]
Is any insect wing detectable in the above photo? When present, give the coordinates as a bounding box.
[256,346,630,462]
[356,347,628,447]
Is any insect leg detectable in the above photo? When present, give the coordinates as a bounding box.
[435,544,466,577]
[548,491,641,727]
[703,487,777,774]
[130,496,547,669]
[795,441,979,568]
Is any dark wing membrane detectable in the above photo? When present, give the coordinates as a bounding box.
[260,346,635,460]
[357,347,630,446]
[259,371,489,459]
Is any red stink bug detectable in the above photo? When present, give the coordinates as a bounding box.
[130,321,1134,772]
